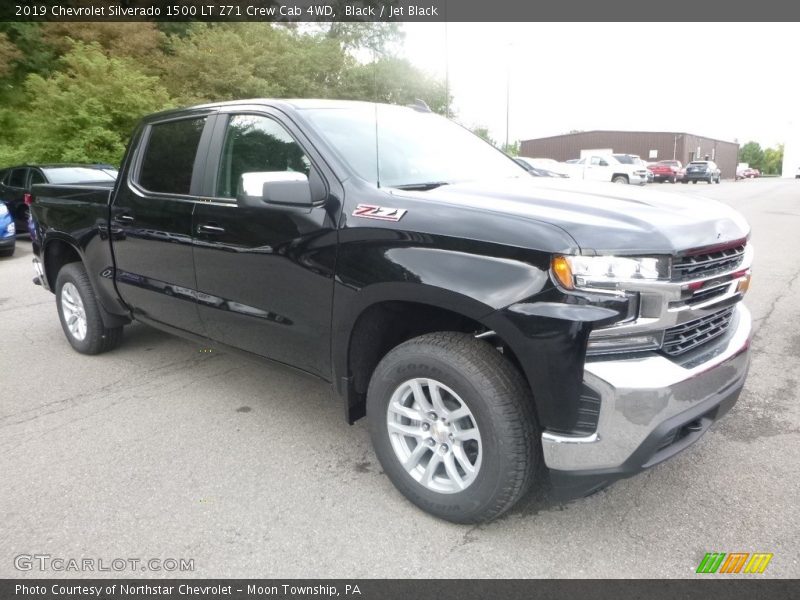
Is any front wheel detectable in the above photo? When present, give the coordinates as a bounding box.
[367,332,538,523]
[55,262,123,355]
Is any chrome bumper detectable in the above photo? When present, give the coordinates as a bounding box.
[542,303,751,471]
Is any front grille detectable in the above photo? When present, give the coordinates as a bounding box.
[662,307,735,356]
[672,243,746,281]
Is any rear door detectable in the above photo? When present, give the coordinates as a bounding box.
[110,112,215,335]
[191,107,341,377]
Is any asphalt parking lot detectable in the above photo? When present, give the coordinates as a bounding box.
[1,177,799,578]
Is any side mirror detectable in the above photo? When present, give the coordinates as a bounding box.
[238,171,312,207]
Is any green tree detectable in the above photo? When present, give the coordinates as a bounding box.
[0,33,21,78]
[337,56,450,115]
[4,42,171,164]
[159,24,347,105]
[738,141,765,171]
[470,126,497,147]
[502,141,520,156]
[763,144,784,175]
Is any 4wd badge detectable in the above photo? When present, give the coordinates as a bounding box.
[352,204,407,222]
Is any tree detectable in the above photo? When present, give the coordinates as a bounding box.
[0,33,21,78]
[501,141,520,156]
[470,126,496,147]
[5,42,171,164]
[738,141,765,171]
[159,24,347,105]
[763,144,784,175]
[337,56,451,115]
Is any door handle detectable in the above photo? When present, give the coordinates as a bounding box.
[198,224,226,235]
[117,214,135,222]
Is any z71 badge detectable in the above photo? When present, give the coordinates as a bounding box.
[352,204,407,222]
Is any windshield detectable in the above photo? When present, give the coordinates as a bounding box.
[42,167,117,184]
[302,104,524,188]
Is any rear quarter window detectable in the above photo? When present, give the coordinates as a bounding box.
[138,117,207,195]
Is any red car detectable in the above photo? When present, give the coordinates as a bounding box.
[647,160,682,183]
[737,168,760,179]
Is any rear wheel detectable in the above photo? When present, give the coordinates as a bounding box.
[611,175,628,184]
[55,262,123,355]
[367,332,538,523]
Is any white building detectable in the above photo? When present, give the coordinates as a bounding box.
[782,121,799,178]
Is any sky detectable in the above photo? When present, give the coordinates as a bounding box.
[400,23,798,149]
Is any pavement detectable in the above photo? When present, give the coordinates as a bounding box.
[1,177,798,578]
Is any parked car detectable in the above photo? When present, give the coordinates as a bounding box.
[738,168,760,179]
[796,167,800,179]
[0,164,117,231]
[564,153,649,184]
[514,157,569,178]
[30,99,753,523]
[648,160,683,183]
[0,200,15,257]
[683,160,721,184]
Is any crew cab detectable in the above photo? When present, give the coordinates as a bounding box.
[565,153,649,185]
[648,160,683,183]
[30,99,753,523]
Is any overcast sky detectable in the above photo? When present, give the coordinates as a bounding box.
[400,23,798,149]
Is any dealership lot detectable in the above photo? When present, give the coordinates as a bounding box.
[1,178,798,578]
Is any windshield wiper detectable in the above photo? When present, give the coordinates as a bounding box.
[392,181,451,191]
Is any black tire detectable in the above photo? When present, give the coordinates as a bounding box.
[716,176,721,184]
[611,175,628,184]
[671,175,677,184]
[692,180,697,184]
[367,332,539,524]
[0,247,14,257]
[707,176,713,184]
[55,262,123,355]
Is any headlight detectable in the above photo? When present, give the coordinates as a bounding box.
[0,204,7,217]
[552,255,669,290]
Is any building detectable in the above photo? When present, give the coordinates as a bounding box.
[520,131,739,178]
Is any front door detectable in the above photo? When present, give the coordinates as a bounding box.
[192,110,340,378]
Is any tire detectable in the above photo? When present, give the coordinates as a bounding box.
[611,175,628,184]
[671,175,677,184]
[367,332,538,524]
[692,180,697,184]
[0,247,14,257]
[55,262,123,355]
[716,176,721,184]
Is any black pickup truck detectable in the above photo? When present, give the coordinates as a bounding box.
[30,100,753,523]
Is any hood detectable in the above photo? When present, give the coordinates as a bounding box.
[394,177,750,255]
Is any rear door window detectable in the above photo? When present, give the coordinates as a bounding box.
[9,168,28,188]
[138,117,207,195]
[29,170,47,186]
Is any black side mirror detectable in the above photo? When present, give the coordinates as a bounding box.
[238,172,312,207]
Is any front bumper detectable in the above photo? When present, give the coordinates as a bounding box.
[543,303,751,498]
[629,173,649,185]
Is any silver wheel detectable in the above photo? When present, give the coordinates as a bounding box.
[60,282,87,341]
[386,378,482,494]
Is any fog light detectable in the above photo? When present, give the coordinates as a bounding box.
[586,332,663,355]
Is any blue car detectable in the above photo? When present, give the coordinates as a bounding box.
[0,200,15,257]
